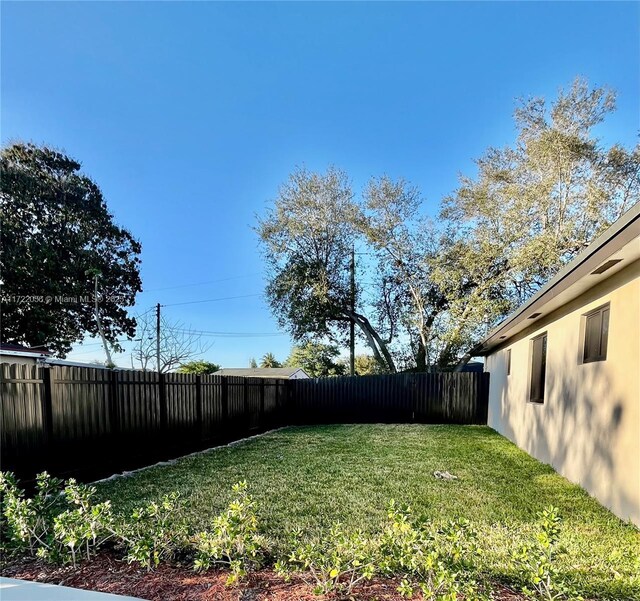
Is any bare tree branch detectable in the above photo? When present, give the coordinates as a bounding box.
[131,313,212,373]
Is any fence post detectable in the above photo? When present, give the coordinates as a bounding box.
[195,374,203,441]
[109,369,120,436]
[221,377,229,433]
[287,379,295,424]
[243,378,249,431]
[411,374,417,423]
[260,379,265,427]
[480,372,490,425]
[42,366,55,466]
[158,372,168,433]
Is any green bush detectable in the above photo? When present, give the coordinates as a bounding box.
[120,492,188,570]
[1,471,66,557]
[0,470,598,600]
[275,502,485,599]
[378,501,484,600]
[275,523,378,595]
[193,481,269,584]
[511,506,583,601]
[0,472,114,566]
[52,480,114,566]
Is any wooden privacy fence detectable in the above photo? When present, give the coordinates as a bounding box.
[0,364,289,482]
[1,364,489,482]
[290,372,489,425]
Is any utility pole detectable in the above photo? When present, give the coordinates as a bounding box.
[156,302,167,432]
[89,270,113,366]
[156,303,162,373]
[349,245,355,376]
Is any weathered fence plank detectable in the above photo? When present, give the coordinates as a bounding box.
[0,365,488,482]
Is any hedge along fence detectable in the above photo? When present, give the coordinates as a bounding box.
[0,364,489,482]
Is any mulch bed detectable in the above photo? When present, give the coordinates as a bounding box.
[2,553,526,600]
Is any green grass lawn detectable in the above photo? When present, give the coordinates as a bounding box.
[96,424,639,599]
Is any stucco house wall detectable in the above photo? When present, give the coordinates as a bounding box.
[486,260,640,525]
[0,354,38,366]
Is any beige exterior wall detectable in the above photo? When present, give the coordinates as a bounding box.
[486,260,640,525]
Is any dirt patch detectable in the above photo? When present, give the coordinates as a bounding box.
[2,553,526,600]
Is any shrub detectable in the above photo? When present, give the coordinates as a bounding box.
[52,479,114,566]
[0,472,114,566]
[0,473,266,578]
[275,501,485,598]
[275,524,378,596]
[0,471,66,558]
[512,506,582,601]
[193,481,268,584]
[120,492,188,570]
[378,501,483,600]
[1,472,493,597]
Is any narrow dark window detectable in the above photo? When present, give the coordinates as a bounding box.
[529,333,547,403]
[583,305,609,363]
[506,349,511,376]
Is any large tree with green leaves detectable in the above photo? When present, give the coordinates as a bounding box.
[258,79,638,372]
[257,166,397,372]
[440,78,639,367]
[177,360,221,375]
[285,341,346,378]
[358,176,451,370]
[0,143,142,356]
[353,354,388,376]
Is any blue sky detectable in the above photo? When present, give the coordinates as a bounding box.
[2,1,638,368]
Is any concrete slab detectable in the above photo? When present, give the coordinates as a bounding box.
[0,577,144,601]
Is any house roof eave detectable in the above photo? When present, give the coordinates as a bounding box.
[471,203,640,356]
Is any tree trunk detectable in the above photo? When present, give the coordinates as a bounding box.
[344,309,397,373]
[415,339,427,372]
[453,351,473,372]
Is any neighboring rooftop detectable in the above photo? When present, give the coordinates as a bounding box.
[0,343,52,356]
[215,367,310,379]
[473,202,640,356]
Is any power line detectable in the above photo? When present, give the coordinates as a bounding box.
[169,328,285,338]
[161,293,262,308]
[68,347,121,357]
[143,274,261,293]
[69,338,133,350]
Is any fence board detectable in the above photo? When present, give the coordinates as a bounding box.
[0,364,47,473]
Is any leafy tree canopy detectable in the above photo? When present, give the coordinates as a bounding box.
[260,352,282,368]
[438,78,639,366]
[285,341,346,378]
[257,166,396,372]
[352,354,388,376]
[177,360,221,375]
[0,143,142,356]
[258,78,639,371]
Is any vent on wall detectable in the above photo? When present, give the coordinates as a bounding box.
[528,313,542,319]
[591,259,622,275]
